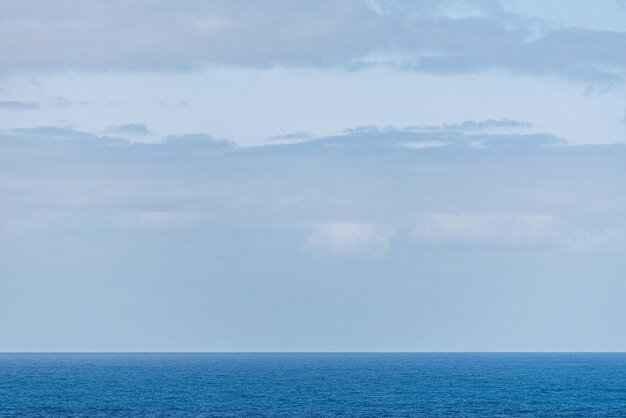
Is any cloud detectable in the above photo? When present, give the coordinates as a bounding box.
[0,100,39,109]
[4,126,124,146]
[268,131,316,142]
[104,123,150,136]
[446,118,533,131]
[355,119,534,134]
[163,133,235,149]
[306,222,392,257]
[49,96,91,108]
[1,122,624,263]
[403,118,534,136]
[113,210,208,231]
[1,0,626,82]
[365,0,503,18]
[3,114,626,351]
[0,120,580,169]
[0,126,239,151]
[412,213,582,249]
[277,121,564,153]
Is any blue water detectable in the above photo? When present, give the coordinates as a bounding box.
[1,353,626,417]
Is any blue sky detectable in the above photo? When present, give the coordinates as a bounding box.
[1,0,626,351]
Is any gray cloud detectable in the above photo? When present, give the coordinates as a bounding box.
[9,126,115,142]
[105,123,150,136]
[2,119,626,351]
[278,122,563,154]
[453,119,533,130]
[163,133,235,149]
[405,118,533,133]
[268,131,316,142]
[0,100,39,109]
[1,0,626,82]
[0,121,571,160]
[1,122,624,258]
[49,96,92,108]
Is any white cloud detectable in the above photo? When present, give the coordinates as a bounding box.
[306,222,392,258]
[113,210,208,231]
[412,213,571,248]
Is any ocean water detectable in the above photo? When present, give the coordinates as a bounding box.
[1,353,626,417]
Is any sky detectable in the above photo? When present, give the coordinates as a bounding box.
[1,0,626,352]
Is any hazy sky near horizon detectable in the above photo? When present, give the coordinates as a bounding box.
[2,0,626,351]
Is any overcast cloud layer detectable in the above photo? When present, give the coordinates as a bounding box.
[2,1,626,351]
[2,124,626,351]
[1,0,626,82]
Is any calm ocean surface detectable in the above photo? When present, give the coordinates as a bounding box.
[1,353,626,417]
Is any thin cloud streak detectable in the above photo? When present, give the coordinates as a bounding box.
[0,100,39,109]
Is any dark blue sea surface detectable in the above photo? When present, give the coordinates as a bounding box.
[1,353,626,417]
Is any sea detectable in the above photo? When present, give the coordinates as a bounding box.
[1,353,626,417]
